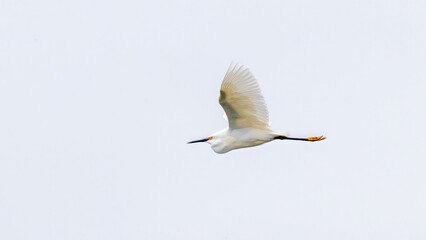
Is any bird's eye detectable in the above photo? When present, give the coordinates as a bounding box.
[207,137,213,140]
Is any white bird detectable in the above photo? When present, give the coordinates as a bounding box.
[188,63,325,154]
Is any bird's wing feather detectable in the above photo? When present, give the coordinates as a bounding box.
[219,63,270,130]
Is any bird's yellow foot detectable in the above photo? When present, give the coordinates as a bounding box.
[307,136,326,142]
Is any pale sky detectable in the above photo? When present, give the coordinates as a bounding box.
[1,0,426,239]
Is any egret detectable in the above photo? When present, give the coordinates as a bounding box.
[188,63,325,154]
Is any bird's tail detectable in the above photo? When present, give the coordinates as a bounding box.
[271,131,289,138]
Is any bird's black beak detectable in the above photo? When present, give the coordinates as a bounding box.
[187,138,209,144]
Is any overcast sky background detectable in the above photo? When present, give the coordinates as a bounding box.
[1,0,426,239]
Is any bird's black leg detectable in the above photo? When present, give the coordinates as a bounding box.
[274,136,288,140]
[274,136,309,141]
[274,135,325,141]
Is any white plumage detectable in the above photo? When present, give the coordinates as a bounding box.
[219,63,269,130]
[188,63,325,154]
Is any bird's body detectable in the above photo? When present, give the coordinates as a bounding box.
[188,63,325,154]
[209,128,276,154]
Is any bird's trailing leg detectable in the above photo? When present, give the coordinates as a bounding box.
[274,135,326,142]
[306,136,326,141]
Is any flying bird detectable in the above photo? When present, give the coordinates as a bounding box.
[188,63,325,153]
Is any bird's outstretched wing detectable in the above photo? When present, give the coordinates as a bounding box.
[219,63,270,130]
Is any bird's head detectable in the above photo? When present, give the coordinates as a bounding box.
[187,136,213,144]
